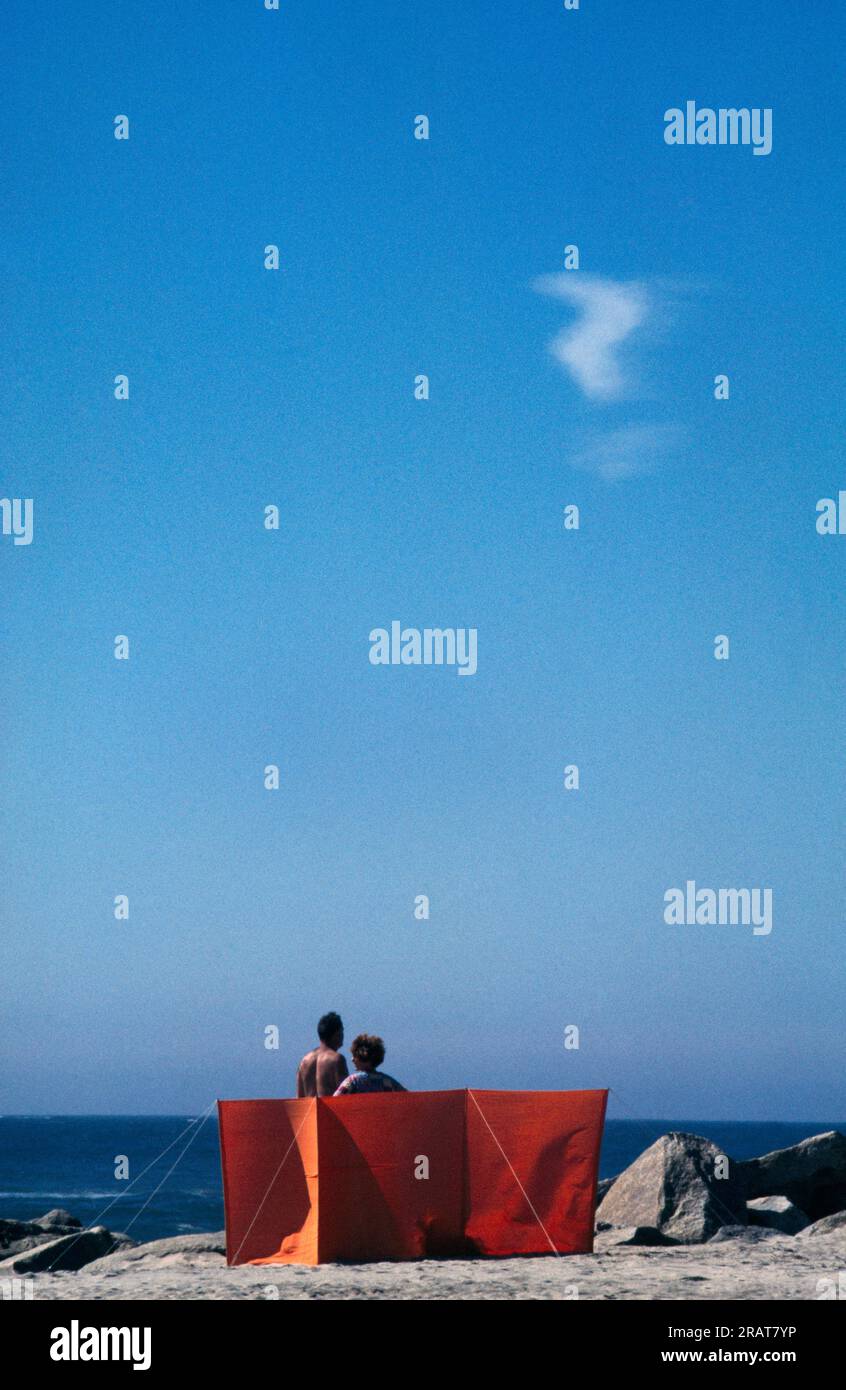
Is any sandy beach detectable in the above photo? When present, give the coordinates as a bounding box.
[14,1226,845,1301]
[6,1128,844,1302]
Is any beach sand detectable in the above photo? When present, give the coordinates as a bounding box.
[16,1227,846,1300]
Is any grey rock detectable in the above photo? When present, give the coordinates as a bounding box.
[797,1209,846,1239]
[747,1195,809,1235]
[736,1131,846,1221]
[0,1211,82,1253]
[0,1226,135,1273]
[82,1231,227,1273]
[596,1132,747,1243]
[2,1234,57,1258]
[708,1224,778,1244]
[596,1177,617,1203]
[32,1208,81,1231]
[0,1218,41,1249]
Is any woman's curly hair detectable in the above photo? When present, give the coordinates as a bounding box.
[350,1033,385,1069]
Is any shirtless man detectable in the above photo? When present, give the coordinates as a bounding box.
[296,1012,348,1097]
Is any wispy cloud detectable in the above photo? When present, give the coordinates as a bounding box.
[533,273,650,401]
[568,423,681,481]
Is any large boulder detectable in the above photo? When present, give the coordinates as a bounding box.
[0,1219,41,1249]
[83,1232,227,1273]
[746,1195,809,1235]
[736,1131,846,1221]
[797,1210,846,1239]
[0,1226,135,1274]
[0,1234,56,1258]
[595,1132,747,1243]
[0,1212,82,1258]
[596,1177,617,1204]
[32,1209,81,1232]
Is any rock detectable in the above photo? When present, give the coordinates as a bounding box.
[596,1177,617,1203]
[0,1211,82,1253]
[595,1132,747,1243]
[797,1210,846,1239]
[32,1209,81,1231]
[594,1220,615,1233]
[746,1195,809,1234]
[83,1231,227,1272]
[606,1226,679,1247]
[736,1131,846,1221]
[0,1218,41,1249]
[708,1224,778,1244]
[0,1226,135,1274]
[2,1235,57,1258]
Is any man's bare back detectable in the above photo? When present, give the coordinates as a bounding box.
[296,1043,348,1097]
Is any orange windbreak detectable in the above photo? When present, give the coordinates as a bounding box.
[218,1088,607,1265]
[464,1088,607,1256]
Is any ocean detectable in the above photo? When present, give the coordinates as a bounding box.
[1,1114,842,1245]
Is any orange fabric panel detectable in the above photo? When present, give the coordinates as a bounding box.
[218,1089,607,1265]
[217,1098,317,1266]
[464,1088,608,1256]
[315,1090,467,1262]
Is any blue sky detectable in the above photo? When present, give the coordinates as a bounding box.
[2,1,843,1118]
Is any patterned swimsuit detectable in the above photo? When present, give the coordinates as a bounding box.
[334,1070,406,1095]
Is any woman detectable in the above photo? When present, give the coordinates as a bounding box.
[333,1033,406,1095]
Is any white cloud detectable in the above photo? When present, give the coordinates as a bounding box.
[568,423,680,481]
[533,273,649,400]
